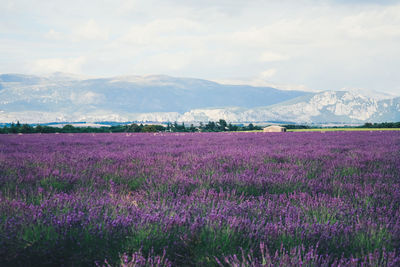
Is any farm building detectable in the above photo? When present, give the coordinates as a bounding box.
[263,125,286,132]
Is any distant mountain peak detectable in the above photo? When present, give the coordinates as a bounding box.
[341,87,397,100]
[45,72,91,81]
[0,73,398,124]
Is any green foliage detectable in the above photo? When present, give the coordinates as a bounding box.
[197,227,250,265]
[282,124,311,129]
[0,123,167,134]
[0,119,271,134]
[112,175,146,191]
[351,227,393,254]
[235,184,265,196]
[305,206,339,225]
[21,224,59,249]
[40,177,73,193]
[267,181,306,195]
[16,224,125,266]
[360,121,400,128]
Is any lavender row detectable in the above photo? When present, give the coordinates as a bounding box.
[1,131,399,266]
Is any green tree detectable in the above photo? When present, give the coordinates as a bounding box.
[142,125,156,132]
[0,126,8,134]
[35,125,44,133]
[127,123,141,132]
[228,123,238,131]
[42,126,57,133]
[189,124,196,132]
[62,124,75,133]
[10,123,18,133]
[20,124,34,133]
[218,119,228,131]
[205,121,216,132]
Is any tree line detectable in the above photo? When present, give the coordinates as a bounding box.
[0,120,262,134]
[2,120,399,134]
[166,120,262,132]
[359,122,400,128]
[0,122,165,134]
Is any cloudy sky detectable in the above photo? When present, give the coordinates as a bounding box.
[1,0,400,94]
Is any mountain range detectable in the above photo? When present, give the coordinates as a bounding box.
[0,73,399,124]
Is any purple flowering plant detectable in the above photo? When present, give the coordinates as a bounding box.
[0,131,399,266]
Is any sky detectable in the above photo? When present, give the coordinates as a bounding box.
[1,0,400,95]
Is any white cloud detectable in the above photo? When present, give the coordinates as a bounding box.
[1,0,400,94]
[260,69,277,79]
[44,29,63,40]
[337,5,400,40]
[120,18,205,46]
[138,52,191,72]
[29,57,86,74]
[72,19,109,41]
[260,52,290,62]
[43,20,109,42]
[215,69,278,87]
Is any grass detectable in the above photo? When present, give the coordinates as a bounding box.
[287,128,400,132]
[242,128,400,132]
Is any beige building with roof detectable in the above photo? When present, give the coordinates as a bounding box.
[263,126,287,132]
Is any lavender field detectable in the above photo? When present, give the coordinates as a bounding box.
[1,132,400,266]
